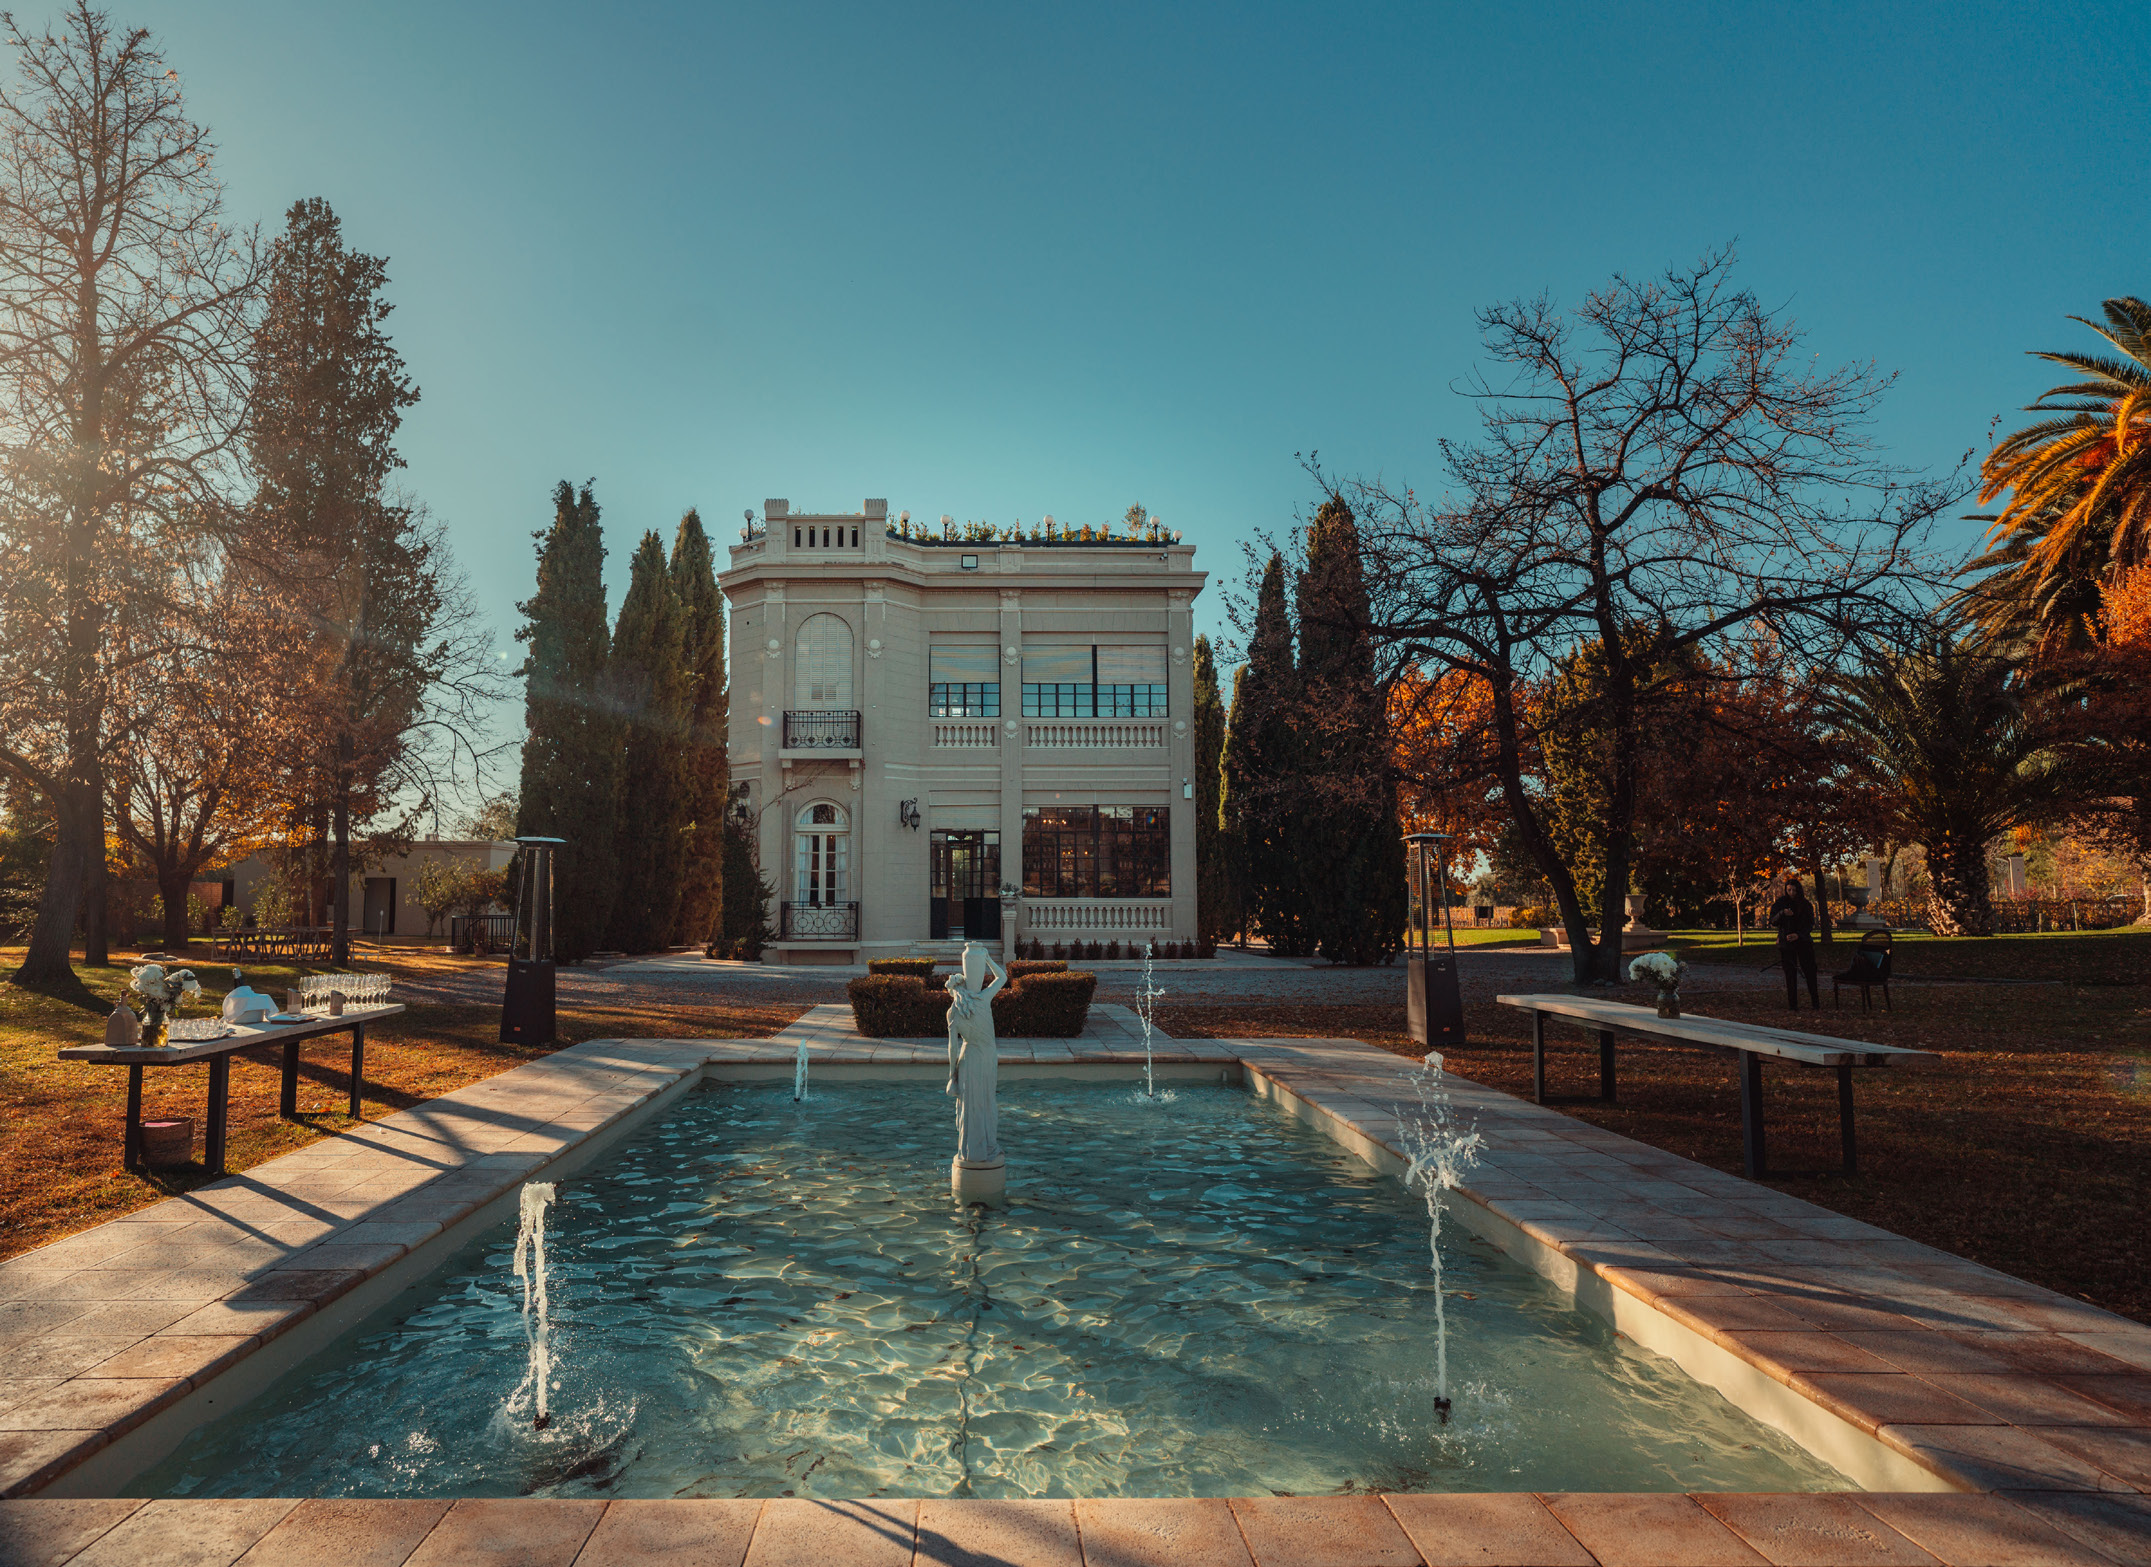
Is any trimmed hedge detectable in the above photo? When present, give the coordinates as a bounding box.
[866,958,937,977]
[847,969,1098,1038]
[1007,959,1068,978]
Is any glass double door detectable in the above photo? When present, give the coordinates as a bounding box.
[930,830,1001,941]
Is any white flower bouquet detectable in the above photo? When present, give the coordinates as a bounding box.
[128,963,202,1048]
[1626,950,1687,1017]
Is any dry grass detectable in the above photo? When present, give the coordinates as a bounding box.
[0,945,806,1263]
[1157,947,2151,1327]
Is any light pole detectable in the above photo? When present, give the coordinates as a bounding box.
[1405,832,1465,1050]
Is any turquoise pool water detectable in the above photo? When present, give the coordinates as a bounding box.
[134,1081,1846,1499]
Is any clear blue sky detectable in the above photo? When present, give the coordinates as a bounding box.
[123,0,2149,669]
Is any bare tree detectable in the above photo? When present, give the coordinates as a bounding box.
[0,4,259,986]
[1323,248,1957,982]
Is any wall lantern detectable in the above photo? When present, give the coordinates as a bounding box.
[1182,779,1193,800]
[899,798,921,831]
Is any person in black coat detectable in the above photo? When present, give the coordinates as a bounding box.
[1769,874,1820,1009]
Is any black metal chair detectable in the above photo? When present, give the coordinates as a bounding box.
[1832,931,1893,1011]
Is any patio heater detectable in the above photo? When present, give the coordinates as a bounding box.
[1405,832,1465,1050]
[501,836,564,1047]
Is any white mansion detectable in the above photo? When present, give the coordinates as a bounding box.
[722,499,1207,964]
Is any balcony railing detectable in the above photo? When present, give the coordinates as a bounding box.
[783,710,862,750]
[781,901,859,940]
[1025,720,1166,748]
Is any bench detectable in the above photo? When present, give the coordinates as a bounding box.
[58,1004,406,1176]
[1496,993,1930,1178]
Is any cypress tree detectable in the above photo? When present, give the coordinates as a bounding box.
[1192,635,1237,944]
[1295,497,1407,963]
[607,530,689,952]
[1223,554,1315,955]
[515,481,618,962]
[668,510,729,945]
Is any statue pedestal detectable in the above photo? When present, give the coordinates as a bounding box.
[952,1156,1006,1207]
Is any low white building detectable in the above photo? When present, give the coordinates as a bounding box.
[223,839,517,939]
[723,499,1207,964]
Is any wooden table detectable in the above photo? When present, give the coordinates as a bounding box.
[58,1005,406,1176]
[1496,994,1930,1178]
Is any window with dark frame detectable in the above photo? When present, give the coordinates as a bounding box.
[1017,645,1168,718]
[1021,805,1170,897]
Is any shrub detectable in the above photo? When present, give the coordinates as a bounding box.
[868,957,937,977]
[846,969,1098,1037]
[1510,905,1551,929]
[1105,939,1122,960]
[1024,937,1045,959]
[1050,941,1066,960]
[1085,940,1103,961]
[1008,959,1069,978]
[1196,940,1216,959]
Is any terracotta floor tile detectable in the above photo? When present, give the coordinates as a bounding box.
[0,1376,184,1434]
[0,1335,143,1382]
[1694,1493,1939,1566]
[1228,1496,1418,1567]
[2066,1333,2151,1374]
[0,1498,143,1566]
[1724,1333,1901,1377]
[234,1499,453,1567]
[161,1299,311,1341]
[572,1499,762,1567]
[226,1270,363,1304]
[1539,1494,1767,1567]
[1998,1491,2151,1566]
[741,1499,917,1567]
[1856,1494,2120,1567]
[1072,1498,1254,1567]
[1382,1494,1594,1567]
[1779,1298,1929,1334]
[1664,1295,1820,1338]
[1840,1331,2017,1377]
[85,1334,253,1385]
[2035,1425,2151,1490]
[914,1499,1078,1567]
[1791,1373,2000,1430]
[1924,1375,2141,1428]
[45,1301,198,1339]
[2051,1373,2151,1424]
[1958,1334,2143,1377]
[402,1498,604,1567]
[1879,1424,2117,1492]
[68,1498,297,1567]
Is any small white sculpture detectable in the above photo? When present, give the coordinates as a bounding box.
[945,941,1009,1204]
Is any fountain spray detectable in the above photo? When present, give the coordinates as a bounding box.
[1135,941,1165,1100]
[512,1181,558,1430]
[1399,1053,1481,1425]
[793,1040,810,1102]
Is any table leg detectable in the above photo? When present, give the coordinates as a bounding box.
[1739,1052,1766,1179]
[124,1064,144,1172]
[348,1023,366,1120]
[205,1055,230,1177]
[280,1040,300,1118]
[1532,1013,1547,1104]
[1599,1029,1616,1102]
[1838,1063,1857,1175]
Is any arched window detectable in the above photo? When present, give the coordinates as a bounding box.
[794,614,854,707]
[794,801,850,906]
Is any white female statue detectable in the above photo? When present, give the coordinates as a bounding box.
[945,940,1009,1204]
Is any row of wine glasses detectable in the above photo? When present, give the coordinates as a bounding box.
[295,973,392,1010]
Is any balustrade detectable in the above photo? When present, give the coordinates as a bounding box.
[1024,721,1166,748]
[932,721,999,748]
[1021,901,1173,934]
[782,711,862,750]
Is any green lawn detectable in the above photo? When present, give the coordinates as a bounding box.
[1670,924,2151,984]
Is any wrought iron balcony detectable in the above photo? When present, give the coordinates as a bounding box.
[781,901,859,940]
[782,710,862,750]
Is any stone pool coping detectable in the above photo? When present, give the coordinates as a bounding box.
[0,1022,2145,1563]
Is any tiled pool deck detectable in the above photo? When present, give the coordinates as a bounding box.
[1,1008,2147,1565]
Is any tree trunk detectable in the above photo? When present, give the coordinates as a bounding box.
[1924,830,1995,937]
[14,785,89,986]
[331,734,352,967]
[83,813,108,965]
[160,868,194,951]
[1808,842,1834,947]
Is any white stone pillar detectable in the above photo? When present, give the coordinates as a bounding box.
[1167,588,1197,943]
[998,588,1024,954]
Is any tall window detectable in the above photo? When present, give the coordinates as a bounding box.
[1022,806,1170,897]
[794,614,854,707]
[928,643,1000,717]
[1020,645,1167,717]
[794,802,849,905]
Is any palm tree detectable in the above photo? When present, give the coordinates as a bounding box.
[1823,633,2073,936]
[1968,297,2151,652]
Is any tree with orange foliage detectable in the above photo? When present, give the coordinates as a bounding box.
[2053,563,2151,920]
